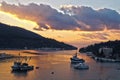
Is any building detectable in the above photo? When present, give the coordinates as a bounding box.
[99,47,113,58]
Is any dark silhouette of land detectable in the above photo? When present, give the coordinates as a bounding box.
[0,23,77,50]
[79,40,120,59]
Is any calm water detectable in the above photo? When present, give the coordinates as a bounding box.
[0,50,120,80]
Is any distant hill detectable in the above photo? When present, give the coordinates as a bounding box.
[79,40,120,57]
[0,23,77,50]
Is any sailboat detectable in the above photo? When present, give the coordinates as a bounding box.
[70,50,85,63]
[11,53,34,71]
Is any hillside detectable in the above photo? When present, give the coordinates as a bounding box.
[79,40,120,57]
[0,23,77,50]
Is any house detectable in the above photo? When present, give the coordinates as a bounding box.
[99,47,113,58]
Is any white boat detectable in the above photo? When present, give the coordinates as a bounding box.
[70,52,85,63]
[11,53,34,71]
[74,63,89,70]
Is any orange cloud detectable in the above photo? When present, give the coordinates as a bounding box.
[0,11,38,31]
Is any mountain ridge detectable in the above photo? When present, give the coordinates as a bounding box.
[0,22,77,50]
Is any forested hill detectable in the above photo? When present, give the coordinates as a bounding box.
[0,23,77,50]
[79,40,120,55]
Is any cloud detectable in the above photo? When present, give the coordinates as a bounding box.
[60,5,120,31]
[0,1,79,30]
[79,32,109,40]
[0,2,120,31]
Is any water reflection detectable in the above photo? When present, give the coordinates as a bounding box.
[0,50,120,80]
[11,70,28,77]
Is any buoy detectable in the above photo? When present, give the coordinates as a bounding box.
[36,67,39,69]
[51,72,54,74]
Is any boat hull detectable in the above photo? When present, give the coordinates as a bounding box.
[74,66,89,70]
[70,58,85,63]
[11,66,34,71]
[93,57,120,63]
[74,63,89,70]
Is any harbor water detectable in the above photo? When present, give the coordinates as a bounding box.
[0,50,120,80]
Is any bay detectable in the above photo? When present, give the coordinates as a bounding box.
[0,50,120,80]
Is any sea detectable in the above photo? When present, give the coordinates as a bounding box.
[0,50,120,80]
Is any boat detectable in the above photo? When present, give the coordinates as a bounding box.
[94,57,120,62]
[0,52,14,59]
[11,53,34,71]
[70,52,85,63]
[74,63,89,70]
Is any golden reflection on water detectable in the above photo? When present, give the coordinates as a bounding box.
[0,50,120,80]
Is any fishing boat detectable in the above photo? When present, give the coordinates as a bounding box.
[11,53,34,71]
[74,63,89,70]
[70,52,85,63]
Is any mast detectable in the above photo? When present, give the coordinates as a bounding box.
[75,50,77,56]
[17,53,21,62]
[75,48,78,57]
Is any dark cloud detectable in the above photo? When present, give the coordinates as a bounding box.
[60,5,120,31]
[0,2,79,30]
[0,2,120,31]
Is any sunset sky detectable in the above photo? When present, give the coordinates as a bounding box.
[0,0,120,48]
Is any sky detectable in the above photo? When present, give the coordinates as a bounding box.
[0,0,120,48]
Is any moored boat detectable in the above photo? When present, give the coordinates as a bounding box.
[74,63,89,70]
[94,57,120,62]
[11,53,34,71]
[70,52,85,63]
[11,62,34,71]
